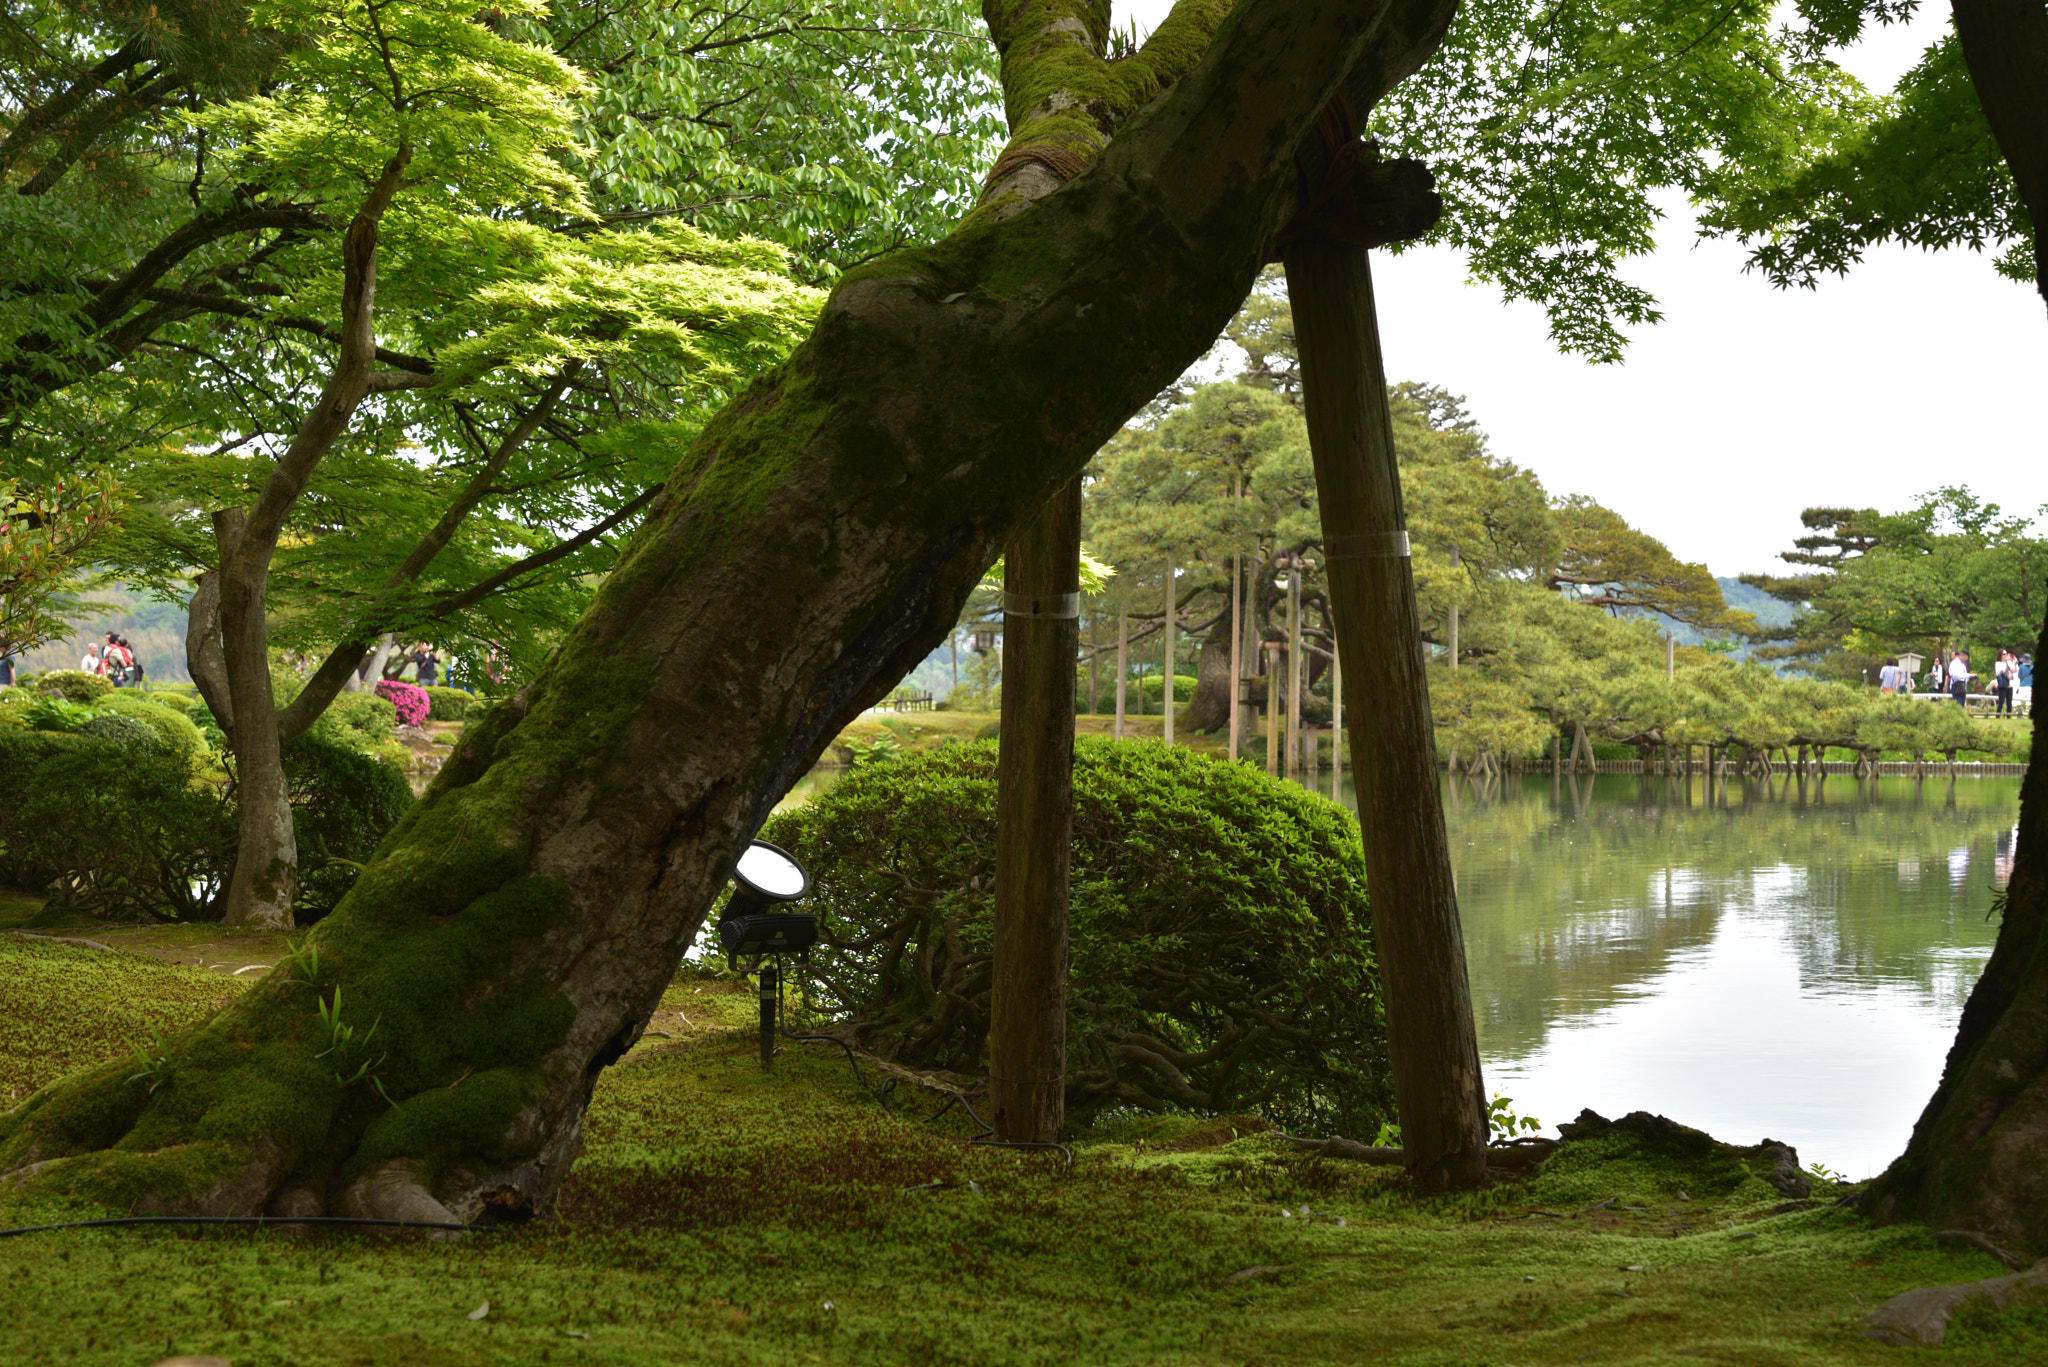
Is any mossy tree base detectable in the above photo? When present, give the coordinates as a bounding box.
[0,0,1460,1220]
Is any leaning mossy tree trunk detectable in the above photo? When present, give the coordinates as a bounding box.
[0,0,1460,1222]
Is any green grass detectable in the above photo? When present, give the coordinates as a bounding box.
[0,936,2039,1365]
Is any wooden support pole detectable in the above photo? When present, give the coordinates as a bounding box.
[1447,544,1460,671]
[1286,559,1301,776]
[1114,611,1128,740]
[1286,236,1488,1191]
[1163,560,1176,746]
[1331,642,1343,800]
[1265,642,1280,775]
[990,475,1082,1145]
[1228,551,1243,761]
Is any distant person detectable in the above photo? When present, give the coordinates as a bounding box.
[1994,650,2016,717]
[0,653,13,687]
[2019,654,2034,714]
[1878,658,1901,694]
[80,642,101,675]
[102,631,135,687]
[1948,650,1972,706]
[413,644,439,688]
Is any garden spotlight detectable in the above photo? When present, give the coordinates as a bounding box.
[717,839,815,1068]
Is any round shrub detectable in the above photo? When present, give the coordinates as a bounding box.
[77,712,165,752]
[759,738,1391,1135]
[374,679,430,728]
[421,685,475,722]
[31,670,113,703]
[0,728,236,920]
[317,690,399,751]
[285,731,415,923]
[99,696,208,768]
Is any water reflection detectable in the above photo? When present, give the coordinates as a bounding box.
[1427,772,2016,1177]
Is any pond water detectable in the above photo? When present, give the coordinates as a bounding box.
[778,760,2019,1177]
[1432,771,2016,1178]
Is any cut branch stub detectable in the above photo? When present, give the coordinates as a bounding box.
[1272,144,1442,259]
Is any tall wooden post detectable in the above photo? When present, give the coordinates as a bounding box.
[1162,560,1176,746]
[1286,236,1488,1190]
[1286,559,1302,776]
[1447,544,1460,671]
[1087,613,1100,715]
[1114,610,1128,740]
[1228,551,1244,761]
[1666,631,1675,680]
[1331,642,1343,800]
[1265,642,1281,775]
[990,476,1082,1144]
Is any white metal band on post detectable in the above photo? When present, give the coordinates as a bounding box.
[1003,591,1081,619]
[1325,530,1410,561]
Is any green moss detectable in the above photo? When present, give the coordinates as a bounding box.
[2,962,2041,1365]
[38,1138,250,1213]
[346,1067,536,1183]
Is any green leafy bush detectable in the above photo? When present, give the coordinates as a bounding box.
[97,696,208,768]
[315,691,399,752]
[422,686,476,722]
[0,729,235,920]
[0,724,411,924]
[284,731,415,923]
[77,712,164,752]
[759,739,1391,1136]
[21,696,98,732]
[25,670,112,703]
[1137,674,1199,707]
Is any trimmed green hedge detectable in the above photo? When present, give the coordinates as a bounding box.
[0,726,411,924]
[22,670,112,703]
[287,731,415,923]
[0,729,235,920]
[760,738,1391,1136]
[422,685,481,721]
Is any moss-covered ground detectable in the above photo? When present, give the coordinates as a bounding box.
[1,928,2041,1365]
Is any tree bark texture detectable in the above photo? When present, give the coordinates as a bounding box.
[0,0,1461,1221]
[990,477,1082,1143]
[1868,595,2048,1249]
[1951,0,2048,309]
[1285,238,1488,1190]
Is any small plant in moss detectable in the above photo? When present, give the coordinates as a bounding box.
[1487,1093,1541,1141]
[314,986,385,1088]
[125,1033,172,1095]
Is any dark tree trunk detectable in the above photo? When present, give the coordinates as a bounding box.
[1867,619,2048,1250]
[0,0,1461,1220]
[1860,0,2048,1249]
[990,478,1081,1143]
[1183,614,1236,733]
[1286,229,1488,1190]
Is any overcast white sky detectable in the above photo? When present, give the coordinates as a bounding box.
[1112,3,2048,577]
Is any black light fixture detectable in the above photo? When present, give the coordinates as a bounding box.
[717,839,815,1068]
[971,623,998,653]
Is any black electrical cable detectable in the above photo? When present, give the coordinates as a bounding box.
[774,959,1072,1164]
[0,1215,502,1241]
